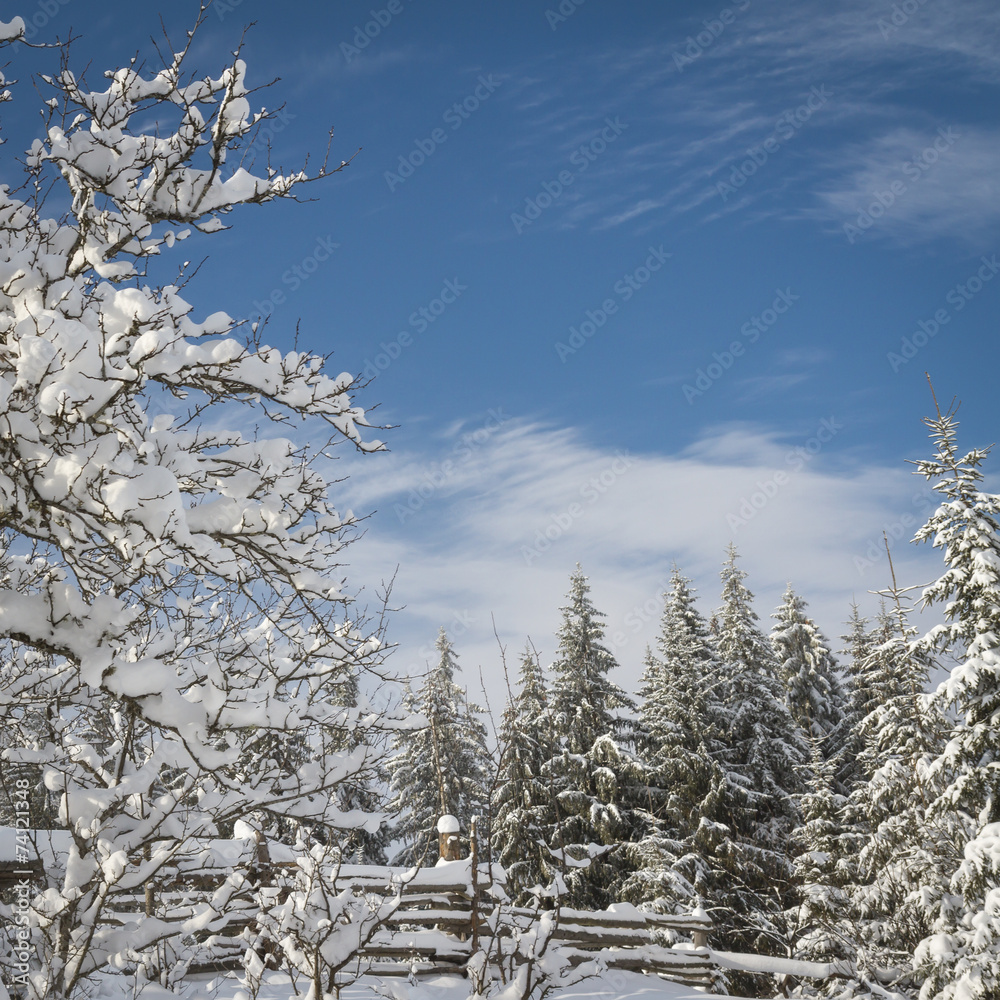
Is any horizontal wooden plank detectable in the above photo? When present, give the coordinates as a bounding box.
[506,906,710,931]
[193,957,469,978]
[386,910,474,927]
[558,948,714,986]
[359,946,467,961]
[559,945,713,970]
[357,962,476,977]
[551,928,660,948]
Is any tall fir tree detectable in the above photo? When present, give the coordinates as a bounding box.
[492,645,557,901]
[716,545,806,839]
[386,629,491,866]
[639,567,728,765]
[842,601,878,736]
[544,566,648,908]
[715,547,808,952]
[847,588,951,982]
[771,585,846,746]
[837,601,878,790]
[832,600,891,902]
[624,570,726,913]
[788,740,854,968]
[908,400,1000,1000]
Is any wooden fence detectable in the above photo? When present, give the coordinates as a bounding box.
[0,825,716,987]
[191,865,716,984]
[0,824,893,990]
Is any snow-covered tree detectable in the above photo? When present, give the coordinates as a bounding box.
[639,567,727,766]
[625,571,725,912]
[716,545,808,885]
[842,602,878,736]
[492,645,557,902]
[0,17,408,998]
[837,601,878,791]
[548,567,634,758]
[245,843,398,1000]
[387,629,491,867]
[627,557,802,994]
[772,585,846,746]
[909,401,1000,1000]
[714,547,807,958]
[788,741,854,968]
[717,546,806,837]
[544,566,646,908]
[847,590,951,981]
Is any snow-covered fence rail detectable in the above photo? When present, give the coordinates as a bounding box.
[708,950,902,989]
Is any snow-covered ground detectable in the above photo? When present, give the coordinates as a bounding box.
[349,972,723,1000]
[98,970,733,1000]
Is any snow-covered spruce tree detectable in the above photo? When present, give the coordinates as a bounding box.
[492,645,557,903]
[787,740,854,971]
[717,546,805,836]
[847,588,952,984]
[837,601,878,791]
[639,567,728,767]
[842,602,878,738]
[544,566,648,909]
[909,400,1000,1000]
[623,570,726,924]
[0,18,408,999]
[387,629,491,867]
[771,585,846,747]
[828,601,888,914]
[714,547,807,962]
[621,655,708,919]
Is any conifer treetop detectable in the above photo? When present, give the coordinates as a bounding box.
[771,583,844,739]
[549,565,632,755]
[717,543,779,675]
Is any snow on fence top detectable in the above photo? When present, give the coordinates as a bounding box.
[437,814,460,834]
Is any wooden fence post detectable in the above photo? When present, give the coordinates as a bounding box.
[438,814,461,861]
[691,905,709,949]
[469,816,480,954]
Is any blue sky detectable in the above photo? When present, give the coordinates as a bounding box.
[7,0,999,703]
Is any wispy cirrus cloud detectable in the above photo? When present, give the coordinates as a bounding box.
[808,126,1000,246]
[595,198,665,230]
[490,0,1000,244]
